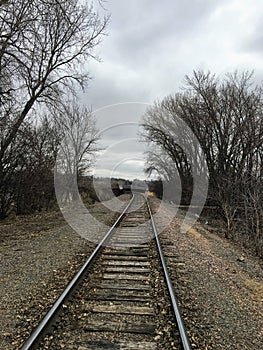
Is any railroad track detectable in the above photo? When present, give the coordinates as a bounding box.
[21,194,191,350]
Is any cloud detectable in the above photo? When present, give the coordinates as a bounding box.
[83,0,263,179]
[85,1,227,107]
[84,103,150,180]
[240,8,263,58]
[94,159,146,180]
[109,0,223,64]
[86,0,263,109]
[93,128,148,180]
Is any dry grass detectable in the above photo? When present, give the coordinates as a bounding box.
[244,278,263,302]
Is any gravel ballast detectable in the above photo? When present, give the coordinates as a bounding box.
[151,198,263,350]
[0,195,262,350]
[0,196,130,350]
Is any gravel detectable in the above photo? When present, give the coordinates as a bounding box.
[1,194,262,350]
[36,196,181,350]
[151,197,263,350]
[0,195,130,350]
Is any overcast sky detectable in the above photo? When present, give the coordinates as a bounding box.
[81,0,263,180]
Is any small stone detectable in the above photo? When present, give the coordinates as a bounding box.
[237,256,245,262]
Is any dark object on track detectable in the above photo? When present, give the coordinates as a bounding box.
[131,179,148,193]
[123,180,132,192]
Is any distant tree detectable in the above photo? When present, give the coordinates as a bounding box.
[144,146,179,182]
[144,146,182,202]
[55,102,100,203]
[142,104,192,196]
[142,97,208,205]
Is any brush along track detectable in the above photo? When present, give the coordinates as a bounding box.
[21,194,191,350]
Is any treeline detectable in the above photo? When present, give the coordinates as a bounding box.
[0,0,108,218]
[1,104,99,218]
[1,117,59,216]
[142,71,263,256]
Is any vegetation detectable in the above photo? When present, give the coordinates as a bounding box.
[1,1,262,259]
[0,0,108,218]
[142,71,263,256]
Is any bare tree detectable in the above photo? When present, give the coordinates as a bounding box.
[14,116,60,214]
[142,103,191,184]
[142,98,208,206]
[145,146,179,182]
[55,102,100,203]
[0,0,108,158]
[0,115,60,217]
[0,0,108,217]
[180,71,263,238]
[142,70,263,255]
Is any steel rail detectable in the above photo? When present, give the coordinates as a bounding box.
[20,194,135,350]
[145,195,192,350]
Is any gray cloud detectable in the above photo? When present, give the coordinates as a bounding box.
[109,0,224,64]
[247,35,263,53]
[242,14,263,55]
[83,0,263,180]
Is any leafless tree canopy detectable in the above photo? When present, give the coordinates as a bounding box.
[55,102,100,203]
[142,71,263,256]
[0,0,107,217]
[0,0,108,155]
